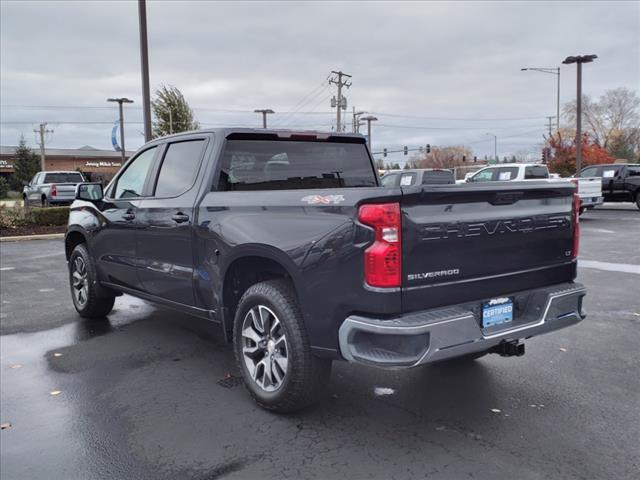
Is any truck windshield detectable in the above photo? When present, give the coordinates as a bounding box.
[44,172,84,183]
[218,140,377,191]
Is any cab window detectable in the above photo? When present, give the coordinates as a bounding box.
[579,167,599,178]
[113,147,157,199]
[380,173,399,187]
[399,172,417,186]
[495,167,518,181]
[471,168,495,182]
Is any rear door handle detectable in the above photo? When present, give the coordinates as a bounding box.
[171,213,190,223]
[122,212,135,221]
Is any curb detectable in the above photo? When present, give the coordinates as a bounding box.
[0,233,65,242]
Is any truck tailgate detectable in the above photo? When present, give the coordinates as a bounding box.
[576,177,602,198]
[51,183,78,199]
[401,181,577,313]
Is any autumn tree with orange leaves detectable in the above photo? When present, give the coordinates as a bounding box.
[546,132,615,177]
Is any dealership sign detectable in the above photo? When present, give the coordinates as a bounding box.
[0,159,14,170]
[85,161,122,168]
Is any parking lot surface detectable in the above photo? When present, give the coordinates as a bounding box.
[1,204,639,480]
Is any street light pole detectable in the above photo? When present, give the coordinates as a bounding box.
[254,109,275,128]
[138,0,152,142]
[486,133,497,163]
[107,97,134,163]
[521,67,561,132]
[361,115,378,152]
[562,54,597,173]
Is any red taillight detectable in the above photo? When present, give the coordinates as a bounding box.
[572,193,580,259]
[358,202,401,288]
[50,184,57,197]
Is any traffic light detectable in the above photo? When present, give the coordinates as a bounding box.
[383,148,388,157]
[426,144,431,154]
[403,146,408,155]
[462,155,466,162]
[473,156,477,162]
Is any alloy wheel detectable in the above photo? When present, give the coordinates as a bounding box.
[71,256,89,307]
[241,305,288,392]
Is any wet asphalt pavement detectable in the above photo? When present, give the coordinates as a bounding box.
[1,204,639,480]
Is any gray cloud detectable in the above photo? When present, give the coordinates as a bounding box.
[1,0,638,163]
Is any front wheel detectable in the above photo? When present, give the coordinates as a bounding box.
[233,279,331,413]
[69,244,115,318]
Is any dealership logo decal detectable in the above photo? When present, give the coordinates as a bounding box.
[301,194,345,205]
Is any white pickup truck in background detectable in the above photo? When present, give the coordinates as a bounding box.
[570,177,604,214]
[458,163,603,214]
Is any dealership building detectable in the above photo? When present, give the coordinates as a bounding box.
[0,145,133,179]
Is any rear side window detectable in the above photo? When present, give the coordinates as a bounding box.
[44,172,84,183]
[602,167,620,178]
[422,170,454,184]
[627,166,640,176]
[524,165,549,179]
[154,140,205,197]
[496,167,518,181]
[217,140,377,191]
[399,173,416,186]
[114,147,157,199]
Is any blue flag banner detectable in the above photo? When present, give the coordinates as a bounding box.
[111,120,121,152]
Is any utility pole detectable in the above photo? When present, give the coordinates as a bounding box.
[562,54,597,173]
[361,115,378,152]
[329,71,351,132]
[486,133,497,163]
[521,67,561,132]
[545,116,555,137]
[254,109,275,128]
[107,97,134,163]
[33,123,53,170]
[352,109,366,133]
[138,0,152,142]
[169,109,173,134]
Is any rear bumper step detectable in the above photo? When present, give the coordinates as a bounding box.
[338,282,586,368]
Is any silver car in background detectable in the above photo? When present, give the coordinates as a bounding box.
[22,170,85,207]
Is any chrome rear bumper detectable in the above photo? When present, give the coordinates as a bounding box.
[338,282,586,368]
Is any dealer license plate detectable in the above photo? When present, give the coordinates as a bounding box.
[482,297,514,328]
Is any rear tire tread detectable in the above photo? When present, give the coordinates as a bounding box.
[233,279,331,413]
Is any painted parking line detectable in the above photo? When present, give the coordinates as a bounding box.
[582,227,615,234]
[579,260,640,275]
[0,267,16,271]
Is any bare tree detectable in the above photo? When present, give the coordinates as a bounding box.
[411,145,473,169]
[563,87,640,151]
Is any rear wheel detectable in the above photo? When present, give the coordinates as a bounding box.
[69,244,115,318]
[41,196,49,208]
[636,192,640,210]
[233,279,331,413]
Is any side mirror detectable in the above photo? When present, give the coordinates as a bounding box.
[76,182,104,201]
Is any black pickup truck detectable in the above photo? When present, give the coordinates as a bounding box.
[578,163,640,209]
[66,129,586,412]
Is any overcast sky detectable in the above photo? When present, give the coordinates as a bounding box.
[1,0,638,163]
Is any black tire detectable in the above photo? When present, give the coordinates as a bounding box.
[233,279,331,413]
[636,192,640,210]
[41,196,49,208]
[69,243,115,318]
[579,207,586,216]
